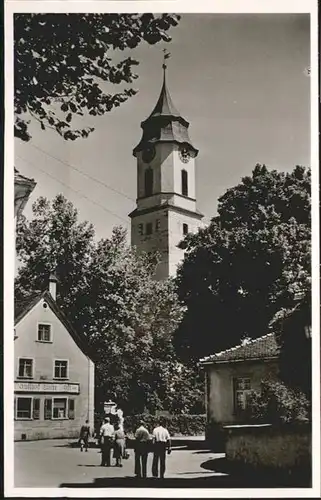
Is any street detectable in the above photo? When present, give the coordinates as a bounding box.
[14,437,231,488]
[14,437,308,489]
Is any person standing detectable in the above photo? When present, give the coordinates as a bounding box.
[79,419,91,452]
[134,420,150,478]
[113,421,126,467]
[152,418,171,479]
[100,417,115,466]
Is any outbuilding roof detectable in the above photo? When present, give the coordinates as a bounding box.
[199,333,279,364]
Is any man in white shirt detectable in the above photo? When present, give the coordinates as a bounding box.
[152,418,171,479]
[100,417,115,466]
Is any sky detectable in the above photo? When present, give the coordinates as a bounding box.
[15,13,311,241]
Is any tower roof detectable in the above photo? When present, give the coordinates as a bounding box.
[141,67,187,127]
[133,57,198,157]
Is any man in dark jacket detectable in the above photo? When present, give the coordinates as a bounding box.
[79,420,91,452]
[134,421,150,478]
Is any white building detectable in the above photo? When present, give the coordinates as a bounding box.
[14,275,95,441]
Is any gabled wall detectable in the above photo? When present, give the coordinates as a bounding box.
[14,297,94,440]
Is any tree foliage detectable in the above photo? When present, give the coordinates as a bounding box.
[14,13,180,141]
[15,194,203,414]
[15,195,95,331]
[247,379,311,423]
[175,164,311,363]
[271,293,311,396]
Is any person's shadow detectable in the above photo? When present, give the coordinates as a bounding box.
[60,475,233,488]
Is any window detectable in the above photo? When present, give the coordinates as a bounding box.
[155,219,161,232]
[44,398,52,420]
[38,323,52,342]
[18,358,33,378]
[183,223,189,235]
[138,223,144,236]
[16,397,32,419]
[44,398,73,420]
[33,398,40,420]
[233,377,252,413]
[146,222,153,236]
[54,360,68,379]
[144,168,153,197]
[52,398,67,419]
[68,399,75,419]
[181,169,188,197]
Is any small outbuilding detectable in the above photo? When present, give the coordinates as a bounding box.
[199,334,279,432]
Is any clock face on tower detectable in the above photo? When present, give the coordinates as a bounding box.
[142,145,156,163]
[179,146,191,164]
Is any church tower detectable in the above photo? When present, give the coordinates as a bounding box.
[129,56,203,280]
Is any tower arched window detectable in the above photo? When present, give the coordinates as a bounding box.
[144,168,153,197]
[181,169,188,197]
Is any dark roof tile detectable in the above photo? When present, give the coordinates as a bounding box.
[199,333,279,364]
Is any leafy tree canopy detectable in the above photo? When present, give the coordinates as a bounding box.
[271,292,311,396]
[175,164,311,363]
[15,194,203,414]
[14,13,180,141]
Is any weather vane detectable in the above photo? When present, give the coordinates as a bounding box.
[162,48,171,70]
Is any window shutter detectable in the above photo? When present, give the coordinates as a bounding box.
[68,399,75,419]
[33,398,40,419]
[44,398,52,420]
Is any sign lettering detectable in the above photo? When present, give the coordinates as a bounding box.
[14,381,80,394]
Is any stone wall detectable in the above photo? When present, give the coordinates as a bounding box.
[224,423,311,472]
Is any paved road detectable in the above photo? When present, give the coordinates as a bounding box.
[14,438,228,488]
[15,438,308,489]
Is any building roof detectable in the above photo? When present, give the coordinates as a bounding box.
[14,168,37,219]
[133,66,198,156]
[199,333,279,364]
[14,167,37,187]
[15,290,95,362]
[129,202,204,220]
[142,70,184,125]
[15,292,43,324]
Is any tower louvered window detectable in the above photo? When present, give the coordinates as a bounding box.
[144,168,153,197]
[181,169,188,196]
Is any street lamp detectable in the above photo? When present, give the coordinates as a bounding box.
[103,399,117,416]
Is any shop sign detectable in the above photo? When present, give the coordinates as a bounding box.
[14,381,80,394]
